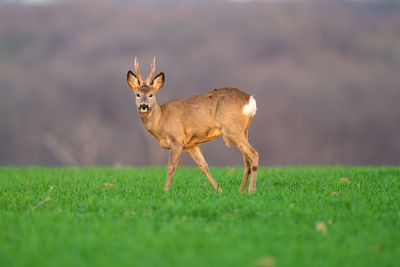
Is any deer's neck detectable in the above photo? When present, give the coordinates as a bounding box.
[139,104,161,136]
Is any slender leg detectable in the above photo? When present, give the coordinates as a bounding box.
[248,149,258,193]
[164,145,183,191]
[240,154,250,193]
[230,136,259,193]
[186,146,222,193]
[248,143,258,193]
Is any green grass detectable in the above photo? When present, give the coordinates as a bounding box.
[0,167,399,267]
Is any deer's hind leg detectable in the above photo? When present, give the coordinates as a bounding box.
[238,140,258,193]
[186,145,222,193]
[240,154,251,193]
[224,132,258,193]
[240,123,252,193]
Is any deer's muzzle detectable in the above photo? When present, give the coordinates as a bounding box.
[139,104,150,113]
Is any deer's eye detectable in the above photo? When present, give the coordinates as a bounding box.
[136,94,140,97]
[149,94,153,97]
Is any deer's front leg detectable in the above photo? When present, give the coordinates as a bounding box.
[164,145,183,191]
[187,146,222,193]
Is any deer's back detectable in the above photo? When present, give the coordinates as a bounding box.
[159,88,252,148]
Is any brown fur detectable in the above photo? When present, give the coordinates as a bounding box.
[127,58,258,193]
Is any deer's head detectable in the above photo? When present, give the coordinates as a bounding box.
[127,57,164,114]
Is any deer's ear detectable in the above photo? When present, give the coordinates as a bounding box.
[127,70,140,91]
[150,72,164,91]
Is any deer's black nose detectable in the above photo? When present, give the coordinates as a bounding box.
[139,104,149,110]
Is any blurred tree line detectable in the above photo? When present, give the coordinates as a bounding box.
[0,1,399,166]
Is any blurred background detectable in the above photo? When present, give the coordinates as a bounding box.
[0,0,399,167]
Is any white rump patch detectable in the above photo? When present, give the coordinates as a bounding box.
[242,96,257,116]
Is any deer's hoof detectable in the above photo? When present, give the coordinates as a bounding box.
[248,189,256,194]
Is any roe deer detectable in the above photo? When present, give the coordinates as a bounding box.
[126,57,259,193]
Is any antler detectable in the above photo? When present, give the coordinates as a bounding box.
[146,56,156,84]
[134,57,144,85]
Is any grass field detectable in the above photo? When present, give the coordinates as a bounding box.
[0,167,399,267]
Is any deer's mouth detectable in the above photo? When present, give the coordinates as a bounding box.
[139,104,150,113]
